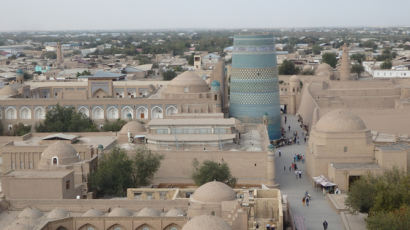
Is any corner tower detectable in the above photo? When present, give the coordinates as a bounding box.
[229,34,280,140]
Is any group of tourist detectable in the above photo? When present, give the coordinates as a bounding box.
[293,153,304,163]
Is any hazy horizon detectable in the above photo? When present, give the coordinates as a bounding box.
[1,0,409,31]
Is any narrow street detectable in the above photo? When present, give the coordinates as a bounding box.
[275,115,344,230]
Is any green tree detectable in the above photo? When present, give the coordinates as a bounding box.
[192,160,237,187]
[312,45,322,55]
[102,119,127,132]
[162,70,177,80]
[366,205,410,230]
[89,147,163,197]
[186,54,194,65]
[279,60,300,75]
[132,147,164,186]
[346,168,410,214]
[36,104,97,132]
[380,60,392,69]
[351,64,364,77]
[12,123,31,136]
[76,70,91,77]
[350,53,366,64]
[42,51,57,59]
[89,147,134,197]
[322,53,337,68]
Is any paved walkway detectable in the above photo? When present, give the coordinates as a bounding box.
[275,115,344,230]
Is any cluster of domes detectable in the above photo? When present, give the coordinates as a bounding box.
[166,71,209,94]
[191,181,236,203]
[315,109,367,133]
[38,141,80,169]
[119,120,146,134]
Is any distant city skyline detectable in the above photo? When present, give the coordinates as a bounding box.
[1,0,410,31]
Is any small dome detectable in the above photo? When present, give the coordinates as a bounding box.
[17,69,24,74]
[302,65,313,72]
[316,63,333,74]
[82,209,104,217]
[289,75,299,82]
[315,109,367,133]
[18,208,43,219]
[119,121,146,134]
[182,215,232,230]
[107,207,132,217]
[47,208,68,219]
[166,71,209,93]
[0,85,18,96]
[191,181,236,203]
[211,80,220,86]
[165,208,185,217]
[136,207,161,217]
[38,141,79,169]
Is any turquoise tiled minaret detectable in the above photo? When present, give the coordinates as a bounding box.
[229,34,281,140]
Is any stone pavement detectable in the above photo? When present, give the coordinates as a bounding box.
[275,115,344,230]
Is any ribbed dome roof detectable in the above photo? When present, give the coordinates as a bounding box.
[165,208,185,217]
[119,121,146,134]
[191,181,236,203]
[107,207,132,217]
[166,71,209,93]
[82,209,104,217]
[0,85,18,96]
[135,207,161,217]
[47,208,68,219]
[38,141,79,169]
[315,109,367,133]
[182,215,232,230]
[18,208,43,219]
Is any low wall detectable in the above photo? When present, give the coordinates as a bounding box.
[148,149,269,185]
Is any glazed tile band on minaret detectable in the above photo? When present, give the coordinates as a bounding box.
[229,34,281,140]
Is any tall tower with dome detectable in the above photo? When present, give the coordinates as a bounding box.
[229,34,281,140]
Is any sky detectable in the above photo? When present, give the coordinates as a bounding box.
[1,0,410,31]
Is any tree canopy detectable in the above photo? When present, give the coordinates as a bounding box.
[279,60,300,75]
[102,119,127,132]
[380,60,392,69]
[89,147,163,197]
[351,64,364,77]
[350,53,366,64]
[36,104,97,132]
[192,160,237,187]
[322,53,337,68]
[89,147,134,197]
[162,70,177,80]
[132,147,164,186]
[345,168,410,230]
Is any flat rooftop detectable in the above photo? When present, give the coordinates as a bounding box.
[4,170,72,178]
[331,162,381,170]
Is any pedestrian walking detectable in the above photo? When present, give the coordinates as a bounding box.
[288,125,290,131]
[284,165,286,172]
[298,171,302,179]
[278,150,281,157]
[302,197,306,206]
[306,197,310,206]
[289,166,292,172]
[284,115,287,124]
[323,220,328,230]
[304,137,306,143]
[295,170,298,179]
